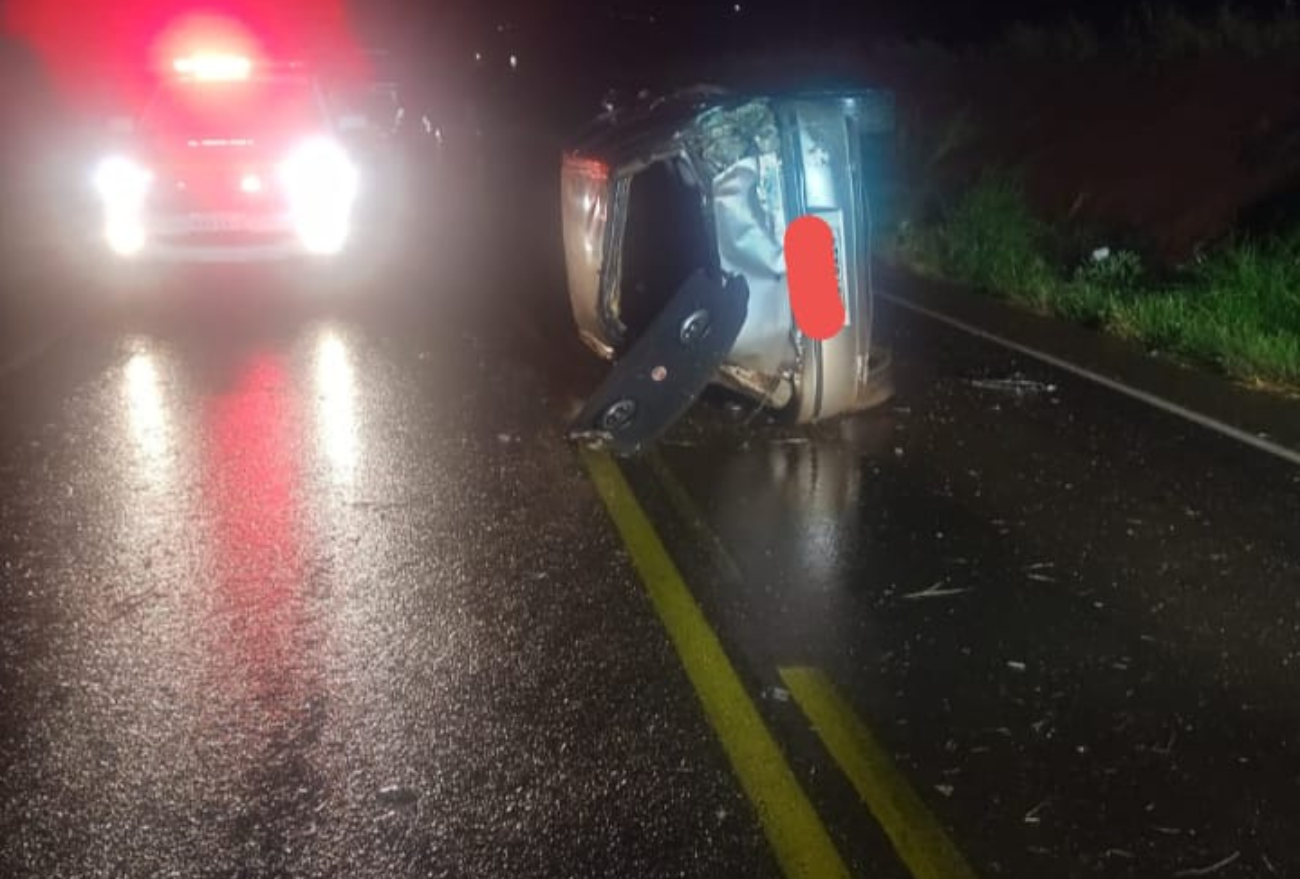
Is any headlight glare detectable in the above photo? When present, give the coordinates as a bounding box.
[105,218,146,256]
[93,156,153,210]
[280,138,358,255]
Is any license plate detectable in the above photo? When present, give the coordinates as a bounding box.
[812,208,851,327]
[154,213,286,235]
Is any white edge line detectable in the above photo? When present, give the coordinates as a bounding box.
[879,290,1300,470]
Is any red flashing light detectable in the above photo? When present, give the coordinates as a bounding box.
[173,54,252,81]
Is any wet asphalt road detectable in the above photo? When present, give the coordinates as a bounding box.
[1,145,1299,879]
[637,296,1300,878]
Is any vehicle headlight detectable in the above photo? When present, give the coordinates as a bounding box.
[280,138,358,255]
[93,156,153,212]
[93,156,151,256]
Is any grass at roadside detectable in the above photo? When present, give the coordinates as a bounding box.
[896,173,1300,390]
[1000,4,1300,61]
[868,3,1300,63]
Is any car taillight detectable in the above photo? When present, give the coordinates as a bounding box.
[279,138,358,255]
[560,157,612,355]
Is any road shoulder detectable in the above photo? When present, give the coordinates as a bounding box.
[877,264,1300,461]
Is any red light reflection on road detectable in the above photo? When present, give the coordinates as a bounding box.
[202,354,315,718]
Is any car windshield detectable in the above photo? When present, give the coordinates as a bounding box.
[139,76,323,141]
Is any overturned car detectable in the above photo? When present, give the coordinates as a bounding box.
[561,88,897,453]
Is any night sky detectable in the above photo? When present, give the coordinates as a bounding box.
[345,0,1300,105]
[355,0,1300,53]
[1,0,1297,115]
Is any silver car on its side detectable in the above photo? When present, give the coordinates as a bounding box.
[561,88,896,453]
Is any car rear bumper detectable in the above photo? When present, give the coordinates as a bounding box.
[131,210,302,262]
[142,238,308,263]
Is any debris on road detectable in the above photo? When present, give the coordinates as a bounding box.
[377,785,419,809]
[1174,851,1240,877]
[966,376,1058,397]
[764,686,790,703]
[1023,800,1048,824]
[1006,660,1028,672]
[901,580,971,600]
[569,429,615,450]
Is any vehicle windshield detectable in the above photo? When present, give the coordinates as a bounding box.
[139,76,324,141]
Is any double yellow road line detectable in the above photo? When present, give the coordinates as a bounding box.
[582,449,978,879]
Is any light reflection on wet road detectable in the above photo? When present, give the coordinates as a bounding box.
[635,299,1300,878]
[314,331,359,485]
[0,295,772,877]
